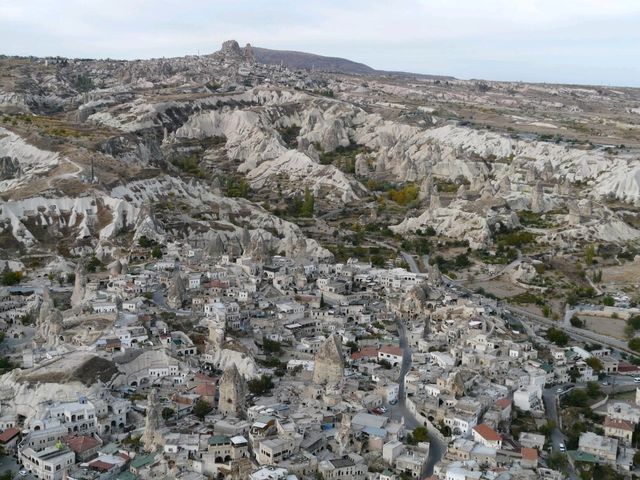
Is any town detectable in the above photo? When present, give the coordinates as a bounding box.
[1,237,639,480]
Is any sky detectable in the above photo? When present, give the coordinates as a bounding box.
[1,0,639,87]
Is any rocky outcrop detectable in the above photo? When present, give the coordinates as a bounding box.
[35,288,63,347]
[247,150,366,203]
[313,335,344,385]
[141,388,164,452]
[0,127,60,192]
[392,199,520,249]
[166,272,186,309]
[71,261,88,308]
[218,364,247,417]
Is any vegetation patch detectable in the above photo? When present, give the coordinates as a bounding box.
[319,144,370,174]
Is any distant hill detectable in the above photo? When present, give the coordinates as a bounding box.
[218,40,455,79]
[252,47,375,75]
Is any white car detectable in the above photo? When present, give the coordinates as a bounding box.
[19,471,28,477]
[559,443,566,452]
[634,377,640,383]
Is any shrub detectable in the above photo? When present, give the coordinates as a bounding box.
[387,183,419,206]
[546,327,569,347]
[564,389,588,407]
[602,296,615,307]
[1,270,22,286]
[570,315,584,328]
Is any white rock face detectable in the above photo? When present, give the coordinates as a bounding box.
[511,263,538,284]
[174,109,287,171]
[0,127,60,191]
[0,174,331,260]
[392,199,519,249]
[207,347,258,379]
[541,216,640,247]
[247,150,365,203]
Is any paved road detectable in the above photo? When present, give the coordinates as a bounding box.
[507,304,637,356]
[389,321,446,476]
[434,262,638,357]
[401,252,420,274]
[542,386,566,452]
[395,252,446,475]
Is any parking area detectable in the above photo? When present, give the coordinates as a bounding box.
[0,454,35,479]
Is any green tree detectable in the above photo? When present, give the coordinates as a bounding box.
[586,382,601,399]
[301,187,315,217]
[585,357,603,373]
[625,324,637,340]
[193,400,213,420]
[151,246,162,259]
[406,426,429,445]
[454,254,471,269]
[262,338,282,355]
[565,389,589,407]
[546,327,569,347]
[86,256,102,273]
[539,420,557,437]
[161,407,175,420]
[630,316,640,330]
[584,244,596,265]
[629,337,640,352]
[345,340,359,353]
[247,375,274,395]
[548,452,568,471]
[138,235,153,248]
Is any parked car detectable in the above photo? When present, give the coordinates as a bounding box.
[559,443,566,452]
[633,377,640,383]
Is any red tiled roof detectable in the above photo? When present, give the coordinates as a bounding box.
[521,447,538,461]
[351,347,379,361]
[89,460,115,472]
[617,361,640,373]
[195,383,216,397]
[65,434,100,453]
[194,373,215,384]
[495,398,512,409]
[0,428,20,443]
[604,417,634,431]
[379,345,404,357]
[473,424,502,442]
[172,394,194,405]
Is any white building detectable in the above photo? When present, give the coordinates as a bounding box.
[92,302,117,314]
[20,446,75,480]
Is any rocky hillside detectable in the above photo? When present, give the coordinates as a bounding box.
[1,40,640,269]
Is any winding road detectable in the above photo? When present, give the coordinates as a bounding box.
[392,252,447,475]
